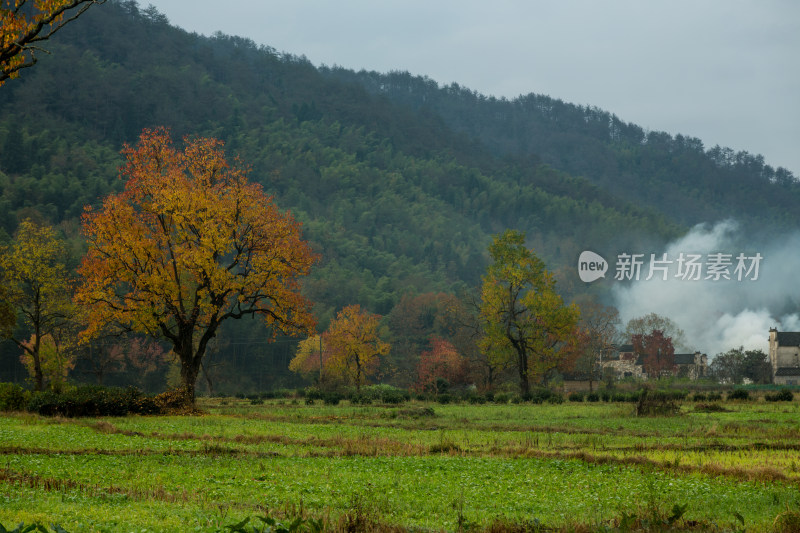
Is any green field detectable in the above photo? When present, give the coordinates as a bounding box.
[2,399,800,532]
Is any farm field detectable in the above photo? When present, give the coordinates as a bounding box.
[2,398,800,532]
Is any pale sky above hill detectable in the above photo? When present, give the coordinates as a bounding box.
[144,0,799,175]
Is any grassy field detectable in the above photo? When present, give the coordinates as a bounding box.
[2,398,800,532]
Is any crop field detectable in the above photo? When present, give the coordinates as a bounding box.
[2,398,800,532]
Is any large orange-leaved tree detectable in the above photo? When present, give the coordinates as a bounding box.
[75,128,317,402]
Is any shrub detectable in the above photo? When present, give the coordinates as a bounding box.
[494,393,510,404]
[304,387,323,401]
[436,393,452,405]
[0,382,29,411]
[600,391,612,402]
[692,392,707,401]
[727,388,750,401]
[706,392,722,401]
[528,388,555,404]
[25,386,163,417]
[546,393,563,404]
[322,392,342,405]
[765,388,794,402]
[586,393,600,402]
[636,388,680,416]
[568,391,584,402]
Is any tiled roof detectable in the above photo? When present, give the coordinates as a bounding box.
[674,353,696,365]
[776,332,800,346]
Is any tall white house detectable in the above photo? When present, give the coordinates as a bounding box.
[768,328,800,385]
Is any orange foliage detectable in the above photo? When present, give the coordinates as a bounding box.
[75,128,316,399]
[414,336,465,393]
[1,0,104,85]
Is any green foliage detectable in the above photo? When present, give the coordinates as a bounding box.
[765,388,793,402]
[223,515,323,533]
[727,388,750,401]
[567,391,584,402]
[635,388,680,416]
[0,382,29,411]
[0,523,69,533]
[26,385,161,417]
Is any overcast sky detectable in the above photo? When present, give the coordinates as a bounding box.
[144,1,800,175]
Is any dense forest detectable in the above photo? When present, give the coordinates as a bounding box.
[0,1,796,393]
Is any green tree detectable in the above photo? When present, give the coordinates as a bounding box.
[0,219,74,390]
[479,230,578,396]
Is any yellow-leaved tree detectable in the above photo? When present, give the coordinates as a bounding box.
[1,0,105,85]
[324,305,389,391]
[479,230,579,396]
[75,128,317,403]
[0,219,74,391]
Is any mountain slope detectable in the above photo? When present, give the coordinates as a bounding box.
[325,69,799,228]
[0,1,685,321]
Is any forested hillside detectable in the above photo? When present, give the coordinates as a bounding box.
[0,1,794,391]
[326,69,799,227]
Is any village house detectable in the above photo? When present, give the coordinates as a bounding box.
[768,328,800,385]
[601,344,707,380]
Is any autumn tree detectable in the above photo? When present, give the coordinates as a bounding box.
[0,219,74,391]
[632,329,675,378]
[414,336,464,395]
[625,313,687,351]
[20,333,74,391]
[75,128,317,403]
[288,334,325,383]
[324,305,389,391]
[1,0,105,85]
[479,230,579,396]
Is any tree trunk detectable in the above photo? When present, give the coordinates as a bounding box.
[517,348,530,397]
[176,330,201,405]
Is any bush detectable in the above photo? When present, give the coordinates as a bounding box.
[436,393,452,404]
[25,386,163,417]
[636,388,680,416]
[600,391,612,402]
[322,392,342,405]
[528,388,555,404]
[692,392,707,401]
[586,392,600,402]
[305,387,323,401]
[546,393,564,404]
[706,392,722,401]
[568,391,584,402]
[0,382,29,411]
[765,388,794,402]
[727,388,750,401]
[494,393,510,404]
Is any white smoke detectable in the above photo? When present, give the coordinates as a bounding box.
[611,220,800,358]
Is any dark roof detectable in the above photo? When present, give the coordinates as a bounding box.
[674,353,696,365]
[776,332,800,347]
[775,367,800,376]
[618,344,634,353]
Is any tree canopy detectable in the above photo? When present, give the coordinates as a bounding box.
[74,128,317,401]
[0,218,74,390]
[479,230,578,395]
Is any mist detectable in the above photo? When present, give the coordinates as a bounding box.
[611,220,800,358]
